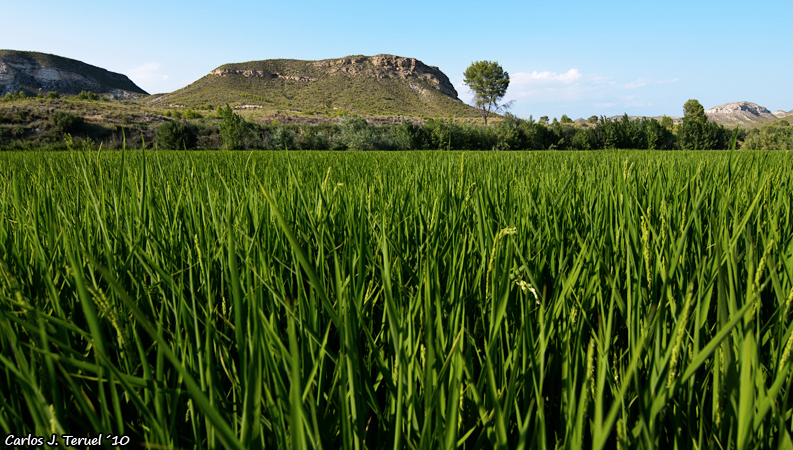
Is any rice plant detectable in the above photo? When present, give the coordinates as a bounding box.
[0,149,791,449]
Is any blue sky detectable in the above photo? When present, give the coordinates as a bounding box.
[3,0,790,120]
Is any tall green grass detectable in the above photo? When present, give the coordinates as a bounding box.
[1,149,792,449]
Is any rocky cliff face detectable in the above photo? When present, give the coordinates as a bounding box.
[327,54,459,100]
[210,69,317,82]
[0,50,147,97]
[705,101,777,125]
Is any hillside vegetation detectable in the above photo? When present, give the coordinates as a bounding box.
[148,54,482,120]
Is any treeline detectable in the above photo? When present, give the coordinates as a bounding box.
[742,120,793,150]
[4,97,793,151]
[2,90,105,102]
[154,107,737,151]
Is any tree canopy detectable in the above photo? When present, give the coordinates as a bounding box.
[463,61,510,125]
[683,99,706,123]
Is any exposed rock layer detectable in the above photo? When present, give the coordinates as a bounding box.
[705,101,777,125]
[214,54,459,100]
[0,50,147,97]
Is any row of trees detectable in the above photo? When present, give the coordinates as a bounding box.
[460,61,742,150]
[742,120,793,150]
[2,90,104,102]
[152,102,736,151]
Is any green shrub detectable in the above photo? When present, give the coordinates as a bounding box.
[339,116,376,150]
[182,109,203,120]
[156,121,198,149]
[51,111,85,135]
[2,91,29,102]
[76,91,100,101]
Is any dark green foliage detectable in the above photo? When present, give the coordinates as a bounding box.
[2,91,29,102]
[463,61,510,125]
[51,111,85,135]
[156,121,199,149]
[76,90,101,101]
[550,121,578,149]
[338,115,376,150]
[218,104,248,149]
[679,118,728,150]
[182,109,203,120]
[394,121,423,150]
[572,127,600,150]
[742,121,793,149]
[683,98,706,120]
[678,99,730,150]
[294,125,333,150]
[269,124,296,150]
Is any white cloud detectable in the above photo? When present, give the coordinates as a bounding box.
[623,78,651,89]
[507,68,605,103]
[623,77,679,90]
[512,69,583,84]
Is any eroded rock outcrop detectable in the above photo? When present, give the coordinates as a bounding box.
[213,54,459,100]
[705,101,777,125]
[0,50,147,97]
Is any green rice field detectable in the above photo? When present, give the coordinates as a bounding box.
[1,149,792,449]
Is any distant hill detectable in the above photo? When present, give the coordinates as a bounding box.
[773,109,793,119]
[148,54,482,119]
[705,101,778,126]
[601,102,791,128]
[0,50,147,98]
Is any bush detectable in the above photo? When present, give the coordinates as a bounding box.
[339,116,376,150]
[51,112,85,135]
[2,91,29,102]
[156,121,198,149]
[182,109,203,120]
[393,121,423,150]
[76,91,101,101]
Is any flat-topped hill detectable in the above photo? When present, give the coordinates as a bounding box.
[148,54,482,119]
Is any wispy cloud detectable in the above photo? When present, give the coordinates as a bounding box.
[513,69,583,85]
[502,69,678,113]
[623,77,679,90]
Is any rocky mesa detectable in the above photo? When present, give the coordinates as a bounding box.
[210,54,460,100]
[153,54,477,119]
[0,50,148,98]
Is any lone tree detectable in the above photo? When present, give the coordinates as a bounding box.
[463,60,510,125]
[679,99,729,149]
